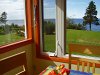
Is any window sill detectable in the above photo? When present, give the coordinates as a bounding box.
[0,38,33,54]
[37,53,100,68]
[64,54,100,60]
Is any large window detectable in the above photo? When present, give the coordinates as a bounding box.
[39,0,66,57]
[37,0,100,58]
[0,0,26,46]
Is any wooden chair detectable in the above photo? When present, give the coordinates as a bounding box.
[0,51,28,75]
[68,44,100,73]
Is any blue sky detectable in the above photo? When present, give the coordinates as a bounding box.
[44,0,100,19]
[0,0,100,19]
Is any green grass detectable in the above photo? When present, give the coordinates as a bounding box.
[44,29,100,57]
[44,34,56,52]
[67,29,100,45]
[0,33,24,45]
[0,29,100,57]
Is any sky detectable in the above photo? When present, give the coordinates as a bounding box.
[44,0,100,19]
[0,0,100,20]
[0,0,25,20]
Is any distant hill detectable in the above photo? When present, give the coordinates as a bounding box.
[44,18,100,31]
[44,19,55,23]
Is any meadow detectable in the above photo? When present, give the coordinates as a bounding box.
[0,29,100,57]
[0,33,24,46]
[44,29,100,55]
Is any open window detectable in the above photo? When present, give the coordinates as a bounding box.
[41,0,56,54]
[38,0,66,57]
[35,0,100,61]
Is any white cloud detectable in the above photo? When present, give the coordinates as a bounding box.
[43,0,56,19]
[0,0,25,20]
[44,8,56,19]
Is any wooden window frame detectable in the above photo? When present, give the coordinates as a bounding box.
[0,0,33,54]
[34,0,69,62]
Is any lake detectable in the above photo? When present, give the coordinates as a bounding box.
[72,19,100,31]
[2,19,100,31]
[45,19,100,31]
[7,20,25,26]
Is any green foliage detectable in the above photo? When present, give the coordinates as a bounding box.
[10,23,25,36]
[67,18,86,30]
[0,12,8,34]
[0,25,5,34]
[0,23,25,36]
[16,30,24,36]
[0,12,7,24]
[83,1,99,31]
[44,21,55,35]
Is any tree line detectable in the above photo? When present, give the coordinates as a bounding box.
[0,12,24,36]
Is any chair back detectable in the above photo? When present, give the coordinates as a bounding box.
[68,44,100,73]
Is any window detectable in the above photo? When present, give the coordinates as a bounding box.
[0,0,26,46]
[41,0,56,55]
[0,0,33,53]
[39,0,66,57]
[36,0,100,60]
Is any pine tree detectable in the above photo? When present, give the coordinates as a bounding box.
[83,1,99,31]
[0,12,7,25]
[0,12,8,34]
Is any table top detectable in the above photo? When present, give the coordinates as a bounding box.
[39,65,99,75]
[70,70,93,75]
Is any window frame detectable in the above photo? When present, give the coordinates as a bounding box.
[0,0,33,54]
[34,0,69,62]
[36,0,66,57]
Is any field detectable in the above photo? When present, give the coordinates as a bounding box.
[0,33,24,46]
[0,29,100,57]
[44,29,100,56]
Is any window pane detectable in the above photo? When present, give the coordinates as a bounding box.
[42,0,56,52]
[0,0,26,46]
[67,0,100,57]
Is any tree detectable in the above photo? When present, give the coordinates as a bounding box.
[0,12,8,34]
[66,18,86,30]
[44,21,55,34]
[83,1,99,31]
[0,12,7,25]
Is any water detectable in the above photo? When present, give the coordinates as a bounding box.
[72,19,100,31]
[2,19,100,31]
[44,19,100,31]
[0,20,25,26]
[7,20,25,26]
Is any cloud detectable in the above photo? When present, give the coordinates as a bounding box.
[43,0,55,8]
[43,0,56,19]
[44,7,56,19]
[0,0,25,20]
[67,0,87,6]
